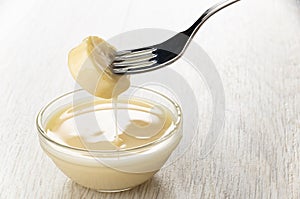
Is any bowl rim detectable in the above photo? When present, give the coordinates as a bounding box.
[36,86,182,154]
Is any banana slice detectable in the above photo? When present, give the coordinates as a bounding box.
[68,36,130,99]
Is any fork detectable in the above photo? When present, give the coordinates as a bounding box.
[111,0,240,74]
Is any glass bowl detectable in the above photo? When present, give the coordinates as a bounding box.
[36,87,182,192]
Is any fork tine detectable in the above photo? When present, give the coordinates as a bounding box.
[113,59,157,68]
[115,48,156,59]
[114,52,157,63]
[112,60,160,75]
[112,60,159,74]
[115,50,131,56]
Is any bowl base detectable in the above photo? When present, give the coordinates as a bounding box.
[96,187,133,193]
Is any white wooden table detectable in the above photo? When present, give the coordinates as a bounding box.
[0,0,299,198]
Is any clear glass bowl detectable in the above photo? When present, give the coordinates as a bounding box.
[36,87,182,192]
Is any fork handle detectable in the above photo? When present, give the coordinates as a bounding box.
[182,0,241,37]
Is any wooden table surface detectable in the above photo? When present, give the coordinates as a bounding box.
[0,0,299,198]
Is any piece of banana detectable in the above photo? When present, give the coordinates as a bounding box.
[68,36,130,99]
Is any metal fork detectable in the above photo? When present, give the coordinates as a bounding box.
[112,0,240,74]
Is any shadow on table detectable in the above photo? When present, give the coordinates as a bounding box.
[61,176,176,199]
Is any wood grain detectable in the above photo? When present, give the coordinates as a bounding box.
[0,0,299,198]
